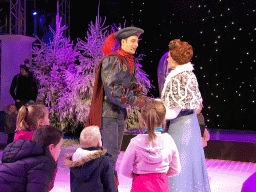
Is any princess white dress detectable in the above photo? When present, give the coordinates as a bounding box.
[161,63,211,192]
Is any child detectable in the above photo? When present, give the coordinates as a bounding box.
[4,104,17,144]
[119,100,181,192]
[64,125,116,192]
[0,125,63,192]
[14,103,49,141]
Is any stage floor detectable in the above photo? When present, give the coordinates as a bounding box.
[48,145,255,192]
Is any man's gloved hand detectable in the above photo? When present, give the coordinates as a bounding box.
[134,96,150,108]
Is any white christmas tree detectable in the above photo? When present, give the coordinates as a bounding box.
[54,14,109,131]
[31,15,79,130]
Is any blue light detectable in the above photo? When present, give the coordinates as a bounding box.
[33,11,38,16]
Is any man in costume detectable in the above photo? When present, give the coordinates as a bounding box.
[86,26,148,186]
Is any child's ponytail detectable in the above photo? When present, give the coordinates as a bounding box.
[147,108,157,142]
[16,104,48,131]
[16,106,28,130]
[140,100,166,143]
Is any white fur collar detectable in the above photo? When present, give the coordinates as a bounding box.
[64,148,107,168]
[161,63,194,98]
[168,62,194,78]
[71,148,98,162]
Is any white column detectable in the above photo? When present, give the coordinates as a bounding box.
[0,35,36,111]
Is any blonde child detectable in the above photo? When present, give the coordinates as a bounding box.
[4,104,17,144]
[14,103,49,141]
[119,99,181,192]
[64,126,116,192]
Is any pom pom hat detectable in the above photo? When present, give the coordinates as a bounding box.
[102,27,144,55]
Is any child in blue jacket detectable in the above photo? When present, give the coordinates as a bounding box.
[64,125,116,192]
[0,125,63,192]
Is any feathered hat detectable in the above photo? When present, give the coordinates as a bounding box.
[102,27,144,55]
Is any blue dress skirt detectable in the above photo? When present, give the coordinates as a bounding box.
[168,110,211,192]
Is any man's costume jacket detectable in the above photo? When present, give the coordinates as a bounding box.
[86,50,142,128]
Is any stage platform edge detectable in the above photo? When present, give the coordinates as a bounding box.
[121,128,256,163]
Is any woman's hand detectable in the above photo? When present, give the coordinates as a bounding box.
[195,104,203,114]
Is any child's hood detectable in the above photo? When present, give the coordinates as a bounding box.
[131,133,169,164]
[64,148,107,181]
[2,140,46,163]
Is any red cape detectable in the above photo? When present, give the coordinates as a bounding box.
[85,53,124,128]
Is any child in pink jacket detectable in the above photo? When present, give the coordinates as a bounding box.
[119,99,181,192]
[14,104,49,141]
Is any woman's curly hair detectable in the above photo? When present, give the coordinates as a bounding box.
[168,39,193,65]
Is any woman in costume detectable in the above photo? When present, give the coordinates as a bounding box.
[161,39,211,191]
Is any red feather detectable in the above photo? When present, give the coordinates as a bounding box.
[102,33,116,55]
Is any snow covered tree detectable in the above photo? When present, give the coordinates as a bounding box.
[31,15,79,130]
[54,14,109,132]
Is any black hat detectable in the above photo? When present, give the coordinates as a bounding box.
[20,59,30,72]
[113,27,144,40]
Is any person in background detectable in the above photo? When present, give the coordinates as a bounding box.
[4,104,17,144]
[0,125,63,192]
[10,59,38,109]
[161,39,211,191]
[119,99,181,192]
[14,103,49,141]
[64,125,116,192]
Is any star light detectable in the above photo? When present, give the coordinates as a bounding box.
[124,0,255,129]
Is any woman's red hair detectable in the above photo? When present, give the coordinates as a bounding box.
[169,39,193,65]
